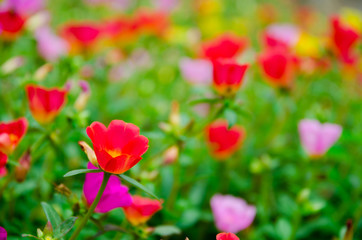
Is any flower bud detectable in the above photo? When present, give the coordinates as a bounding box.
[344,220,354,240]
[78,141,98,167]
[34,63,53,82]
[15,150,31,182]
[1,56,25,74]
[163,145,179,165]
[169,101,180,127]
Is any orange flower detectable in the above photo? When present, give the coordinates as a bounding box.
[213,60,248,96]
[26,85,67,124]
[122,195,162,225]
[0,118,28,156]
[86,120,149,174]
[206,120,245,160]
[131,9,169,37]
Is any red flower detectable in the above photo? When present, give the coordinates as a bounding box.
[258,49,296,87]
[61,23,102,54]
[0,118,28,156]
[331,16,360,65]
[122,195,162,225]
[26,85,67,124]
[0,152,7,169]
[213,60,248,96]
[86,120,149,174]
[206,120,245,160]
[131,9,169,37]
[216,233,240,240]
[0,11,26,40]
[201,34,248,60]
[103,18,135,44]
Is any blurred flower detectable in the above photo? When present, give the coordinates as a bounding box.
[0,117,28,155]
[0,226,6,239]
[340,8,362,33]
[1,0,44,16]
[205,120,245,160]
[154,0,178,12]
[212,60,248,96]
[25,10,51,31]
[35,27,68,62]
[0,10,25,40]
[330,16,360,65]
[78,141,98,167]
[83,162,132,213]
[1,56,25,74]
[131,9,169,37]
[210,194,256,233]
[102,18,135,46]
[263,24,300,50]
[179,58,212,85]
[122,195,162,225]
[256,4,277,25]
[216,232,240,240]
[84,0,131,11]
[201,34,248,60]
[0,152,7,168]
[294,33,322,58]
[298,119,342,158]
[0,165,7,177]
[163,145,179,165]
[258,49,296,88]
[15,149,31,182]
[26,85,67,124]
[86,120,149,174]
[61,23,102,54]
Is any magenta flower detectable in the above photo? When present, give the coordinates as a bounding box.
[210,194,256,233]
[298,119,342,158]
[1,0,44,16]
[179,58,213,85]
[0,226,6,239]
[35,27,68,62]
[83,163,132,213]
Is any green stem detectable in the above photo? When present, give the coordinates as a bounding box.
[69,172,111,240]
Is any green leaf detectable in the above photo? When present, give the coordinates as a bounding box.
[53,217,78,239]
[153,225,181,237]
[41,202,62,230]
[21,234,41,239]
[63,169,102,177]
[189,98,220,105]
[118,174,159,200]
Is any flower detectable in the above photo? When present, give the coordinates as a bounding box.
[298,119,342,158]
[210,194,256,233]
[0,10,26,40]
[205,120,245,160]
[26,85,67,124]
[0,117,28,155]
[258,48,296,88]
[216,232,240,240]
[201,34,248,60]
[15,150,31,182]
[131,9,169,37]
[61,23,102,54]
[331,16,360,65]
[35,27,69,62]
[86,120,149,174]
[0,152,7,168]
[179,58,213,85]
[0,226,6,239]
[0,165,7,177]
[83,162,132,213]
[212,60,248,96]
[1,0,44,16]
[122,195,162,225]
[263,23,300,50]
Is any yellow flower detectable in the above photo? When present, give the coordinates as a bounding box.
[294,33,322,58]
[341,8,362,33]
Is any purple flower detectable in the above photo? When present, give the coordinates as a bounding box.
[179,58,212,85]
[35,27,68,62]
[1,0,44,16]
[298,119,342,158]
[210,194,256,233]
[0,226,6,239]
[83,162,132,213]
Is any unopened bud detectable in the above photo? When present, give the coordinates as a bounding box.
[78,141,98,167]
[1,56,25,74]
[344,219,354,240]
[15,150,31,182]
[74,92,90,111]
[170,101,180,127]
[26,11,50,31]
[34,63,53,81]
[163,145,179,165]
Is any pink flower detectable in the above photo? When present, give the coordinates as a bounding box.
[263,24,300,49]
[216,232,239,240]
[1,0,44,16]
[210,194,256,233]
[154,0,178,12]
[298,119,342,158]
[35,27,68,61]
[83,162,132,213]
[179,58,212,85]
[0,226,6,239]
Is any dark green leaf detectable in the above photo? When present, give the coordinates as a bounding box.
[63,169,102,177]
[53,217,78,239]
[41,202,62,230]
[153,225,181,236]
[118,174,159,200]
